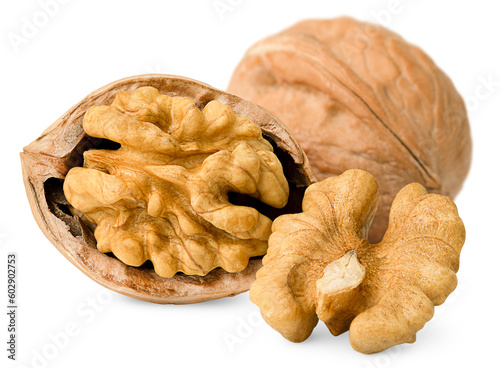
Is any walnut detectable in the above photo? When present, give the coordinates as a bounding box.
[250,169,465,354]
[228,16,472,243]
[21,75,315,304]
[63,86,290,278]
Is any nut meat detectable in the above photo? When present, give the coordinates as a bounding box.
[63,86,289,278]
[250,169,465,353]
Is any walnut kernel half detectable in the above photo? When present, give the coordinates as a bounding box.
[63,86,290,278]
[250,169,465,353]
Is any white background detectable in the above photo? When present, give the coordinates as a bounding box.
[1,1,499,367]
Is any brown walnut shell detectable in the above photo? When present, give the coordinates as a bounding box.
[228,17,472,243]
[21,74,315,304]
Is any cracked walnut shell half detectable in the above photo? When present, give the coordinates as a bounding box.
[250,169,465,354]
[21,74,315,304]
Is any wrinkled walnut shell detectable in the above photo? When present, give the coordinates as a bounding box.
[21,74,315,304]
[228,17,472,243]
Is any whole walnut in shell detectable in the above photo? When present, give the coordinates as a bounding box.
[228,17,472,243]
[250,169,465,354]
[21,75,315,304]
